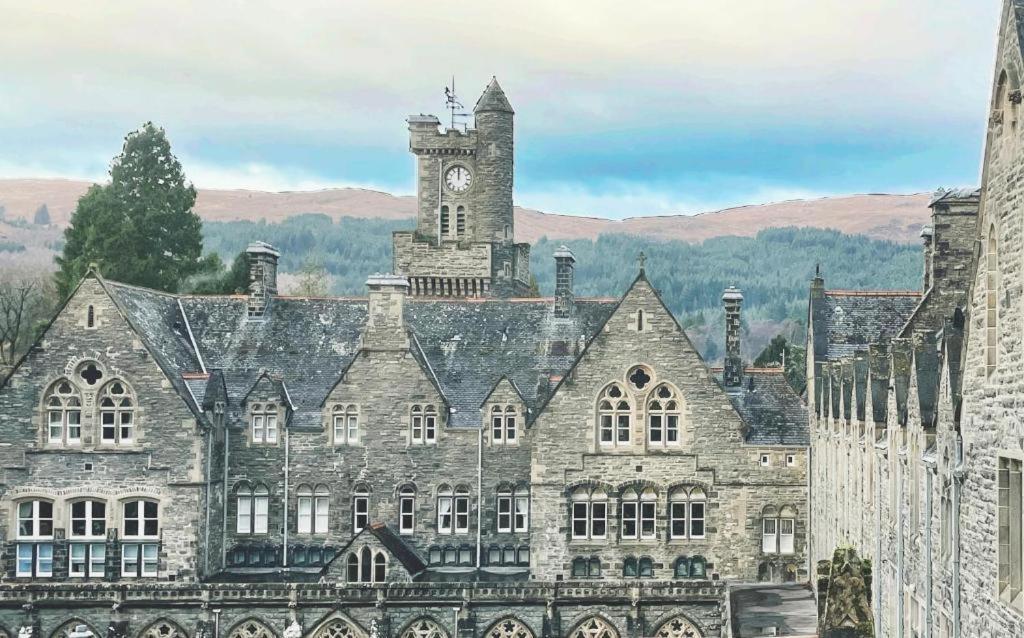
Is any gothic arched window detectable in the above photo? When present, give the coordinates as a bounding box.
[98,380,134,444]
[569,617,619,638]
[484,619,535,638]
[44,379,81,445]
[648,385,681,446]
[227,620,276,638]
[400,619,447,638]
[139,620,189,638]
[652,615,702,638]
[597,384,631,446]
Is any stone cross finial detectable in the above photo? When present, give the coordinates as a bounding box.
[637,251,647,273]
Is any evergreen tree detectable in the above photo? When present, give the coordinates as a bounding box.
[754,334,807,394]
[56,123,206,298]
[33,204,50,225]
[186,250,250,294]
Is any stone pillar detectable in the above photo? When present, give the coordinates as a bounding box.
[362,274,410,351]
[920,225,933,292]
[246,241,280,320]
[553,246,575,318]
[722,286,744,390]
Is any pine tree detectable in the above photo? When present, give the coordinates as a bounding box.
[56,123,205,298]
[33,204,50,225]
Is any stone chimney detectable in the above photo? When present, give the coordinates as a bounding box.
[553,245,575,318]
[722,286,744,390]
[363,274,410,350]
[246,241,280,319]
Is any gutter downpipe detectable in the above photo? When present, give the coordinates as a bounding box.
[204,419,213,576]
[952,431,965,638]
[476,426,483,570]
[924,462,935,638]
[221,415,230,569]
[283,424,290,567]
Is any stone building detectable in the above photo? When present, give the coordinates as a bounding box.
[0,81,808,638]
[807,2,1024,637]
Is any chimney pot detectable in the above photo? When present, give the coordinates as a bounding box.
[553,246,576,318]
[723,286,744,390]
[246,241,280,319]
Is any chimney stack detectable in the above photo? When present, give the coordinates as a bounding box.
[246,241,280,320]
[920,225,933,292]
[363,274,410,350]
[553,246,575,318]
[722,286,744,390]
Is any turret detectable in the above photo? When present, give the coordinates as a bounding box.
[473,77,515,243]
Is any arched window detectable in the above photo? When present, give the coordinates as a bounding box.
[99,380,134,444]
[454,485,471,533]
[399,485,416,534]
[437,485,453,533]
[762,505,779,554]
[440,206,451,238]
[44,379,81,445]
[86,305,96,328]
[491,405,518,444]
[648,385,681,446]
[411,404,438,444]
[623,556,637,578]
[313,618,361,638]
[690,555,706,578]
[227,620,275,638]
[670,487,705,539]
[298,484,329,535]
[570,485,608,540]
[250,403,279,444]
[139,620,188,638]
[636,309,645,332]
[569,617,619,638]
[638,556,654,578]
[121,499,159,577]
[987,225,999,377]
[400,619,447,638]
[237,484,269,535]
[353,484,369,533]
[16,499,54,577]
[652,615,702,638]
[51,621,101,638]
[345,546,386,584]
[484,619,535,638]
[374,552,387,582]
[597,384,631,446]
[456,206,466,238]
[69,499,106,578]
[496,484,529,533]
[673,556,690,579]
[621,486,657,540]
[332,404,359,445]
[779,505,796,555]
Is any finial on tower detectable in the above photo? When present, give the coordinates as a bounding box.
[637,251,647,274]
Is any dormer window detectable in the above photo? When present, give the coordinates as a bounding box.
[410,405,437,444]
[251,403,279,444]
[490,405,518,444]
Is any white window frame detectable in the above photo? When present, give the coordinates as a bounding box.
[454,489,470,534]
[121,542,158,578]
[411,405,438,444]
[250,403,279,444]
[786,454,796,467]
[237,485,269,535]
[571,489,608,540]
[99,380,135,445]
[491,405,518,444]
[333,404,359,445]
[16,542,53,578]
[779,517,795,554]
[597,384,632,447]
[760,453,771,467]
[497,491,513,532]
[647,385,681,447]
[762,518,778,554]
[514,493,529,532]
[44,379,82,446]
[437,488,453,534]
[353,489,369,534]
[69,500,106,578]
[399,488,416,535]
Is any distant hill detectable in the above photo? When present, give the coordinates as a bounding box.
[0,178,932,245]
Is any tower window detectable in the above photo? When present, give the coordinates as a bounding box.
[86,305,95,328]
[440,206,451,238]
[456,206,466,238]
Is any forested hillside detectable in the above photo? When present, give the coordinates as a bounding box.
[201,214,923,362]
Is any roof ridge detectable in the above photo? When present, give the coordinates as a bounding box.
[826,290,922,297]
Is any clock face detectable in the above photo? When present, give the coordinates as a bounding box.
[445,166,472,193]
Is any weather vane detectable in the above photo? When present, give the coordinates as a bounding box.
[444,76,470,131]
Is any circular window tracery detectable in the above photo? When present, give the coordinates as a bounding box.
[627,366,653,391]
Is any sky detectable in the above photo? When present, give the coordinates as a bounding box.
[0,1,1004,219]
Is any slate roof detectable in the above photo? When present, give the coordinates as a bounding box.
[101,281,616,430]
[715,369,809,446]
[474,77,514,114]
[819,291,921,361]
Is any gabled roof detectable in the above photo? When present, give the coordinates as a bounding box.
[816,291,921,361]
[714,369,809,446]
[104,286,616,431]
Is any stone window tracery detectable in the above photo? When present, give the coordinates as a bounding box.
[400,619,447,638]
[139,620,188,638]
[44,379,81,446]
[652,616,702,638]
[627,366,652,391]
[570,485,607,540]
[227,620,276,638]
[332,404,359,445]
[484,619,535,638]
[99,380,135,444]
[569,617,619,638]
[345,546,386,584]
[597,384,631,446]
[647,385,680,446]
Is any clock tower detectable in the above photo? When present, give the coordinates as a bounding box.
[392,78,532,298]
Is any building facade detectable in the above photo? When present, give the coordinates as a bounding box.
[0,81,808,638]
[808,2,1024,637]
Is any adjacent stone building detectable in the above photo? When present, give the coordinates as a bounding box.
[807,3,1024,637]
[0,81,808,638]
